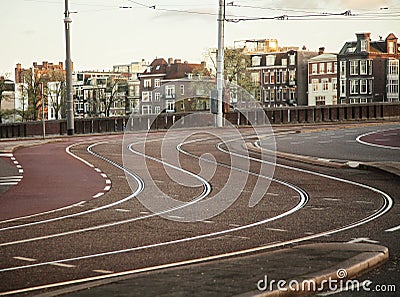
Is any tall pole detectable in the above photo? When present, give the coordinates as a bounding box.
[216,0,225,128]
[64,0,74,135]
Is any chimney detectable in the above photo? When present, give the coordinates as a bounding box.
[174,59,181,64]
[318,47,325,55]
[43,61,48,68]
[168,58,173,65]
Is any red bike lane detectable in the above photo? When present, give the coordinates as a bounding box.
[0,141,106,220]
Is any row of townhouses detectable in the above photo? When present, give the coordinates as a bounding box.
[2,32,399,122]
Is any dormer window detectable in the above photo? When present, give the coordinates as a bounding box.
[388,42,395,54]
[360,39,367,52]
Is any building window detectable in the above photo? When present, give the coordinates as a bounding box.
[312,64,318,74]
[155,92,160,101]
[289,70,295,84]
[266,55,275,66]
[340,61,346,78]
[350,80,359,94]
[276,71,281,84]
[319,63,325,74]
[282,59,287,66]
[322,79,329,91]
[155,79,161,88]
[350,98,359,104]
[142,91,151,102]
[316,96,325,106]
[154,106,161,114]
[289,54,295,65]
[388,59,399,75]
[270,72,275,84]
[360,60,367,75]
[360,39,367,52]
[251,72,260,84]
[282,71,287,83]
[350,60,359,75]
[312,79,319,92]
[360,79,368,94]
[369,80,373,94]
[165,85,175,98]
[388,42,395,54]
[327,63,332,73]
[334,62,337,74]
[252,56,261,66]
[142,105,151,115]
[340,79,346,96]
[264,71,270,84]
[332,78,337,91]
[166,100,175,112]
[144,79,151,88]
[368,60,373,75]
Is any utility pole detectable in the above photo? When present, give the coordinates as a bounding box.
[64,0,74,135]
[216,0,225,128]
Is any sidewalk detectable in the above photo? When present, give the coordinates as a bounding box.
[37,243,388,297]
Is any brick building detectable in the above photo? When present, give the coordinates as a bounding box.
[338,33,400,104]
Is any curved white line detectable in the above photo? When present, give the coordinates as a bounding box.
[0,132,394,295]
[0,142,144,232]
[356,128,400,150]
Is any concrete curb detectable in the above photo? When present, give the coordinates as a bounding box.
[247,143,400,178]
[236,243,389,297]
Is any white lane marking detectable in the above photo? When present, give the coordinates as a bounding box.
[100,173,108,178]
[0,132,394,295]
[323,198,341,202]
[0,182,18,186]
[93,270,114,274]
[0,176,22,180]
[168,215,184,219]
[385,225,400,232]
[229,224,241,227]
[347,237,379,244]
[94,168,102,172]
[266,193,279,196]
[13,257,36,262]
[105,179,111,185]
[16,165,22,169]
[139,211,150,215]
[354,200,373,204]
[103,186,111,191]
[265,228,287,232]
[202,220,214,224]
[0,201,87,224]
[92,193,104,199]
[10,156,16,160]
[66,143,94,168]
[18,169,23,174]
[13,161,19,164]
[0,153,14,157]
[115,209,130,213]
[49,262,76,268]
[356,128,400,150]
[0,141,144,231]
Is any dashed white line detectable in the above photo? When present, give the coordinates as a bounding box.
[13,257,36,262]
[265,227,287,232]
[385,225,400,232]
[92,193,105,199]
[104,186,111,191]
[100,173,108,178]
[93,270,114,274]
[115,209,131,213]
[105,179,111,185]
[49,262,76,268]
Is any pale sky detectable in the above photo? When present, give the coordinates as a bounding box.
[1,0,399,78]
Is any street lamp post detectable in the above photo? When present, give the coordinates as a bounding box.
[216,0,225,128]
[65,0,74,135]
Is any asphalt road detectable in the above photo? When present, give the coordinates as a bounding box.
[0,121,399,296]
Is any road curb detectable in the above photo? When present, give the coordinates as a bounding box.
[247,143,400,178]
[236,243,389,297]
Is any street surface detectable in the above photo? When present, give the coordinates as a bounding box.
[0,121,399,296]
